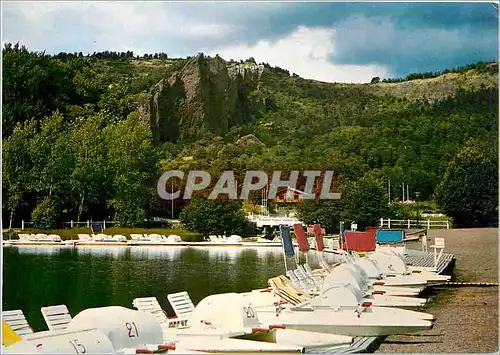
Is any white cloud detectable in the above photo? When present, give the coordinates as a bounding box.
[2,2,234,55]
[206,26,391,83]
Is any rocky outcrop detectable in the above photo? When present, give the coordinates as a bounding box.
[147,54,262,142]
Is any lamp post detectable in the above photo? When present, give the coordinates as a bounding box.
[415,192,420,228]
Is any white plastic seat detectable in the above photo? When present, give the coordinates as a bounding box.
[2,309,33,336]
[430,237,445,268]
[421,234,428,252]
[130,234,144,241]
[132,297,186,328]
[47,234,62,242]
[17,234,31,241]
[147,234,162,241]
[35,233,48,240]
[41,304,72,331]
[77,234,92,241]
[166,291,195,325]
[166,235,182,243]
[113,235,127,242]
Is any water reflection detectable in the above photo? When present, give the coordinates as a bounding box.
[76,246,129,258]
[3,245,286,332]
[15,246,69,256]
[129,246,185,261]
[205,247,249,264]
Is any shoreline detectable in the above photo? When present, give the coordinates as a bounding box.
[377,228,498,353]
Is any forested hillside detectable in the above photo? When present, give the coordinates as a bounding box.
[2,43,498,230]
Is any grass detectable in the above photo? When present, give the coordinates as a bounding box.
[4,227,202,242]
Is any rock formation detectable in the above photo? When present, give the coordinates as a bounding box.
[147,54,263,142]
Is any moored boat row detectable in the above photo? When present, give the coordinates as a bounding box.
[3,232,285,247]
[2,224,453,354]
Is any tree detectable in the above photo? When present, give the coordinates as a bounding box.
[180,197,248,236]
[2,120,37,229]
[31,196,58,229]
[70,112,110,221]
[370,77,380,84]
[341,174,390,230]
[295,200,342,233]
[104,112,160,226]
[29,112,75,200]
[435,139,498,227]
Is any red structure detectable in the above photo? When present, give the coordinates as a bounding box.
[293,224,310,253]
[340,229,377,252]
[308,224,326,252]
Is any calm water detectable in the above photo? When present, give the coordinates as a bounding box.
[3,245,292,331]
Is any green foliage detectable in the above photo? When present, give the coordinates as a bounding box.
[2,43,498,232]
[435,139,498,227]
[2,42,106,137]
[179,198,249,236]
[31,196,58,229]
[341,174,390,230]
[382,61,496,83]
[3,120,38,221]
[104,113,161,226]
[296,200,342,232]
[98,84,135,120]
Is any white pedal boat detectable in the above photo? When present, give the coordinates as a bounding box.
[243,288,434,321]
[66,305,310,354]
[237,291,434,336]
[163,293,353,350]
[256,302,433,336]
[293,263,428,308]
[365,250,451,283]
[321,267,427,308]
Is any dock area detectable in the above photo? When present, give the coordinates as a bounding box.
[377,228,498,353]
[309,247,457,354]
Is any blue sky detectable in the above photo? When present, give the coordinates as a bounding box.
[2,1,498,83]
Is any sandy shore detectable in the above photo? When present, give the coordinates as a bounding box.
[377,228,498,353]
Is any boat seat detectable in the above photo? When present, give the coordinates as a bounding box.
[268,276,312,306]
[41,304,72,331]
[17,234,31,241]
[430,237,445,268]
[421,234,428,252]
[167,291,195,325]
[130,234,144,241]
[77,234,92,241]
[2,310,33,337]
[133,297,186,328]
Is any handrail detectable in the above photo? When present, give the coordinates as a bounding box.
[379,218,450,229]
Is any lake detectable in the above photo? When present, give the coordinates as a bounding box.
[3,245,299,331]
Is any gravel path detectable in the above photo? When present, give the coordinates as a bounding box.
[377,228,498,353]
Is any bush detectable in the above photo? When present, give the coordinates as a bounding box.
[31,196,58,229]
[295,200,342,233]
[3,230,17,240]
[179,197,248,236]
[341,174,390,230]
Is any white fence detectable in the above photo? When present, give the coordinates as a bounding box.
[20,220,118,230]
[380,218,450,229]
[19,219,182,230]
[247,215,304,228]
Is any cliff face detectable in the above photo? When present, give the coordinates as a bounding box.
[147,54,263,142]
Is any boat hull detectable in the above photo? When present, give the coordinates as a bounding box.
[258,309,433,336]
